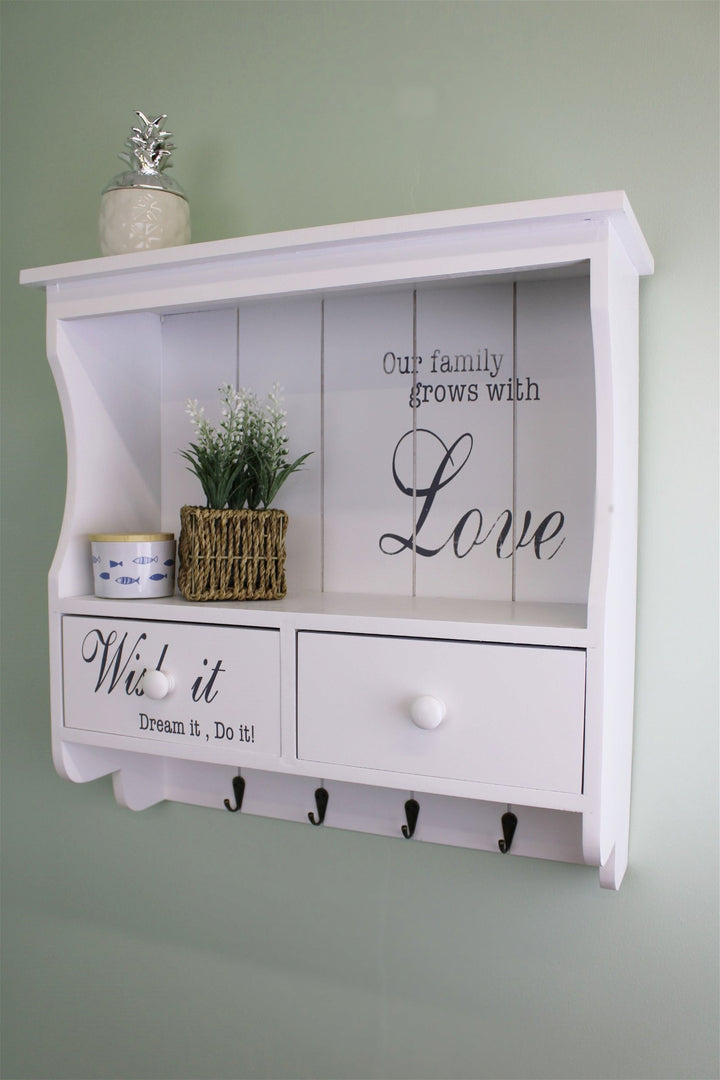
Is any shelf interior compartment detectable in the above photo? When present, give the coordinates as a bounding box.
[55,265,596,610]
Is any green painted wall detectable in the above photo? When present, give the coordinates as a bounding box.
[1,2,717,1078]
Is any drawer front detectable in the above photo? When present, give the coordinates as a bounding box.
[297,632,585,793]
[62,616,280,755]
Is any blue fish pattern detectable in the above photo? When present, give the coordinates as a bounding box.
[133,555,158,565]
[99,572,111,580]
[164,559,175,566]
[109,559,123,567]
[91,555,101,564]
[148,573,168,581]
[115,576,140,585]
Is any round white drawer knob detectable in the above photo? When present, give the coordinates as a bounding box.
[410,695,446,730]
[142,669,174,700]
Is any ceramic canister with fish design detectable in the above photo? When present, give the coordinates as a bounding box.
[89,533,176,598]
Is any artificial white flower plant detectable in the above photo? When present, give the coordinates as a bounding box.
[180,383,311,511]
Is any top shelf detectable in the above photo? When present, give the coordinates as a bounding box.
[20,191,653,297]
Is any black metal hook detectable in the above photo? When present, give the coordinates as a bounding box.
[224,774,245,813]
[308,786,329,826]
[402,798,420,839]
[498,810,518,853]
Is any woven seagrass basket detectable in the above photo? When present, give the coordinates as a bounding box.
[178,506,288,601]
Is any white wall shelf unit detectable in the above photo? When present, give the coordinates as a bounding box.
[22,191,653,888]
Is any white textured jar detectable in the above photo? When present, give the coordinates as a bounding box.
[90,533,176,598]
[99,187,190,256]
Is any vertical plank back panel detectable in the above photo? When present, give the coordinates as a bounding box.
[237,297,322,591]
[323,289,415,595]
[161,308,238,535]
[514,276,595,603]
[414,283,515,600]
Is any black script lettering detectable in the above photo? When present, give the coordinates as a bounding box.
[529,510,565,559]
[191,658,226,703]
[379,428,566,561]
[451,508,512,558]
[82,628,148,695]
[380,429,474,556]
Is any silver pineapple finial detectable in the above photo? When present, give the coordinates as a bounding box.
[119,111,176,175]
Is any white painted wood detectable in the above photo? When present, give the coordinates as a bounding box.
[55,740,123,785]
[160,300,323,592]
[62,616,281,757]
[124,757,588,866]
[323,289,415,594]
[297,632,586,794]
[583,228,642,888]
[160,307,238,534]
[236,297,322,591]
[112,753,167,811]
[57,590,589,640]
[20,190,653,290]
[413,282,515,599]
[25,193,652,887]
[49,315,164,598]
[514,276,596,604]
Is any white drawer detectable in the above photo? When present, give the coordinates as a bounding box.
[62,616,280,756]
[297,632,585,793]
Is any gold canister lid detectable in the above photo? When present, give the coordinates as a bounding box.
[89,533,175,542]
